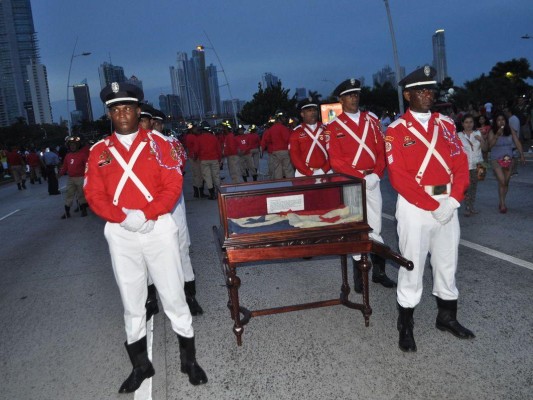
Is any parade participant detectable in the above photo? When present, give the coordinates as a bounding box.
[236,124,257,181]
[138,103,154,131]
[222,121,241,183]
[6,146,27,190]
[385,66,475,352]
[184,122,206,198]
[26,148,43,184]
[261,111,294,179]
[84,82,207,392]
[152,109,204,316]
[248,124,261,173]
[42,148,61,195]
[289,98,331,177]
[326,78,395,293]
[195,121,221,200]
[58,136,89,218]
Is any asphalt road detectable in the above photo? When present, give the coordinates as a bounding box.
[0,157,531,400]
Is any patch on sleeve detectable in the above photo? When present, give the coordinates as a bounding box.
[385,142,392,152]
[387,154,394,164]
[385,135,394,142]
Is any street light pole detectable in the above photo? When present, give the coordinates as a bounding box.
[66,37,91,136]
[383,0,405,114]
[200,31,239,127]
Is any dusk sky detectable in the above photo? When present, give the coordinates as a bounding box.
[31,0,532,122]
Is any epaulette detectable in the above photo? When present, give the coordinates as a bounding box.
[293,124,302,131]
[89,138,106,151]
[367,111,379,120]
[438,114,455,125]
[387,118,404,129]
[150,130,168,141]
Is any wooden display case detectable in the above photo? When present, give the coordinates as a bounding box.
[212,174,413,345]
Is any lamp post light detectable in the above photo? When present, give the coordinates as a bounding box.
[383,0,405,115]
[66,37,91,136]
[198,32,238,127]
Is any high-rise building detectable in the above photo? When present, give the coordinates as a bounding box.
[73,82,93,122]
[126,75,143,90]
[221,99,245,117]
[170,49,222,119]
[27,61,53,124]
[295,88,307,101]
[262,73,280,89]
[372,64,405,87]
[206,64,220,115]
[0,0,44,126]
[98,62,126,89]
[432,29,448,83]
[159,94,182,121]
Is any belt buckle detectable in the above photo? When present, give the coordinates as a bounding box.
[433,185,448,195]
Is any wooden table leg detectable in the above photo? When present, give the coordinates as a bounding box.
[340,254,350,301]
[227,265,244,345]
[360,253,372,326]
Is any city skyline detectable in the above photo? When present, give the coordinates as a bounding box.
[23,0,533,122]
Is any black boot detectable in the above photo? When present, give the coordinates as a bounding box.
[177,335,208,385]
[80,203,88,217]
[17,182,22,190]
[371,254,396,288]
[397,303,417,352]
[435,298,475,339]
[61,206,71,219]
[21,179,26,189]
[252,175,258,181]
[208,188,216,200]
[242,175,248,182]
[145,284,159,321]
[193,186,200,198]
[352,259,363,294]
[118,336,155,393]
[184,281,203,316]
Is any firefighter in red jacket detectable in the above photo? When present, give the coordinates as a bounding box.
[385,66,474,352]
[222,122,241,183]
[6,146,26,190]
[261,111,294,179]
[84,82,207,392]
[194,121,221,200]
[58,136,89,218]
[326,78,395,293]
[248,125,261,173]
[289,98,331,177]
[184,123,206,198]
[236,124,257,181]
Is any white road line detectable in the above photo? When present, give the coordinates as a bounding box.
[0,209,20,221]
[382,212,533,270]
[134,317,154,400]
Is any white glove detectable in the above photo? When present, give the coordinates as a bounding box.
[364,173,380,190]
[137,219,155,234]
[431,197,459,225]
[120,208,147,232]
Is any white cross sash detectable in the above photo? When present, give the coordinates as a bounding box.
[334,118,375,167]
[302,125,328,166]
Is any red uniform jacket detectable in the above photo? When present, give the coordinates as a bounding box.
[289,124,331,176]
[195,131,222,161]
[59,150,88,177]
[261,123,291,152]
[325,111,386,179]
[248,132,261,149]
[385,110,469,211]
[26,152,42,167]
[223,133,239,157]
[84,128,182,223]
[184,133,198,159]
[6,151,25,166]
[236,134,251,155]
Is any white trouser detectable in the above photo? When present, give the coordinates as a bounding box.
[294,168,332,177]
[104,214,193,343]
[352,181,384,260]
[395,194,460,308]
[172,193,195,282]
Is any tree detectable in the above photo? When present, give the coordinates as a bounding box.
[239,81,298,125]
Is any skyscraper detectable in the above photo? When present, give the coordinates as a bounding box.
[262,73,280,89]
[27,61,53,124]
[372,64,405,87]
[98,62,126,90]
[73,82,93,122]
[206,64,220,115]
[0,0,45,126]
[432,29,448,83]
[295,88,307,100]
[126,75,143,90]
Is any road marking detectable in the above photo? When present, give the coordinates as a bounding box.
[135,316,154,400]
[0,209,20,221]
[382,212,533,271]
